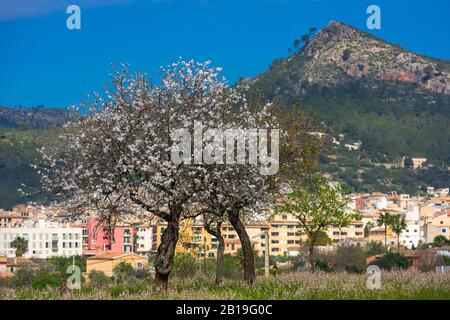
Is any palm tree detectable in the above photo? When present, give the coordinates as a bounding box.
[377,212,392,248]
[11,236,28,257]
[390,215,407,252]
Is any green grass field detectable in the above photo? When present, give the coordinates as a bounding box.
[1,271,449,300]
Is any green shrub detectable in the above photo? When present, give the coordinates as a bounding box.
[344,264,364,274]
[433,235,450,247]
[133,267,151,281]
[222,254,242,279]
[88,270,111,288]
[0,276,11,288]
[366,241,385,257]
[172,254,199,277]
[108,285,124,298]
[315,260,333,272]
[332,243,366,271]
[113,262,134,284]
[31,270,62,289]
[372,252,411,270]
[49,255,87,274]
[11,266,35,288]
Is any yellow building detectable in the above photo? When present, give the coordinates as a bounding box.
[368,226,398,247]
[327,220,365,244]
[267,214,302,256]
[152,214,368,258]
[221,222,269,257]
[86,252,148,277]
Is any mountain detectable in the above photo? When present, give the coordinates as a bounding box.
[241,21,450,164]
[0,106,76,209]
[0,105,77,129]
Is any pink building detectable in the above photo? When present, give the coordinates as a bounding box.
[81,218,137,256]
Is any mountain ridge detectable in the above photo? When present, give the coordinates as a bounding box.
[245,20,450,96]
[0,105,77,129]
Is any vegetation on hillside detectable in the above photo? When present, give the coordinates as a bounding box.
[0,127,59,209]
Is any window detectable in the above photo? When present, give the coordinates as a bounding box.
[282,215,287,220]
[443,228,447,233]
[271,232,279,236]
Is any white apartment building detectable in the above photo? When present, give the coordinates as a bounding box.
[136,225,153,256]
[399,224,422,249]
[0,219,82,259]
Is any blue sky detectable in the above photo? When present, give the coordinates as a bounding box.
[0,0,449,108]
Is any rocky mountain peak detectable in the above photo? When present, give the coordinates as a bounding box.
[295,21,450,94]
[301,20,359,57]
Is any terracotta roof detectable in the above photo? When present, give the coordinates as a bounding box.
[87,252,143,260]
[2,257,39,267]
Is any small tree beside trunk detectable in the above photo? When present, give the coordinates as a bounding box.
[277,175,358,271]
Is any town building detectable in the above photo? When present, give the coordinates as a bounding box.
[0,219,82,259]
[79,217,137,256]
[86,252,148,277]
[0,256,39,277]
[411,157,427,169]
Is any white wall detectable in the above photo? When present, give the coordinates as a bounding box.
[0,226,83,259]
[136,226,152,255]
[399,224,422,249]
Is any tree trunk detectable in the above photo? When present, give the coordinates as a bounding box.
[384,225,388,249]
[204,220,225,286]
[228,213,256,285]
[397,234,400,253]
[154,214,179,291]
[309,243,315,272]
[215,231,225,286]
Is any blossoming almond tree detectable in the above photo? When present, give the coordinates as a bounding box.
[39,60,275,289]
